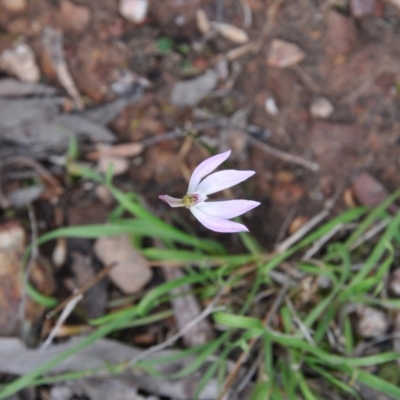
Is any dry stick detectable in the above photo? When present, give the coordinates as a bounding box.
[140,118,319,173]
[126,287,225,368]
[217,281,290,400]
[349,218,390,251]
[40,293,84,351]
[239,0,252,27]
[275,197,337,254]
[252,0,284,54]
[292,65,325,94]
[47,263,115,319]
[2,156,62,191]
[247,135,320,172]
[275,206,298,245]
[301,222,344,261]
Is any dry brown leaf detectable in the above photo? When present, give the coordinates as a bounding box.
[41,27,84,110]
[163,267,214,347]
[266,39,306,68]
[196,9,211,34]
[87,143,144,160]
[212,22,249,44]
[288,216,308,235]
[0,43,40,83]
[97,156,129,176]
[1,0,27,12]
[94,235,152,294]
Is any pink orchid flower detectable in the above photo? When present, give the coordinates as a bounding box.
[159,150,260,233]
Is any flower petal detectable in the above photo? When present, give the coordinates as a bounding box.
[196,170,255,195]
[159,195,184,208]
[187,150,231,193]
[195,200,260,219]
[190,207,249,233]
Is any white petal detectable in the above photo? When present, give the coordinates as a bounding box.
[195,200,260,219]
[187,150,231,193]
[159,195,184,208]
[196,170,255,195]
[190,207,249,233]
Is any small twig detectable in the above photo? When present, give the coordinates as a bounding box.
[239,0,252,27]
[276,198,336,253]
[252,0,283,54]
[349,218,390,251]
[275,207,297,245]
[47,263,115,319]
[2,156,62,191]
[247,135,320,171]
[140,119,227,148]
[292,65,325,94]
[285,298,315,346]
[126,287,225,368]
[302,223,344,261]
[40,293,84,351]
[217,281,289,400]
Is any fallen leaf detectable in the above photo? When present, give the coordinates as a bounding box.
[212,22,249,44]
[164,267,214,347]
[0,78,57,97]
[0,337,223,399]
[266,39,306,68]
[0,98,115,158]
[6,185,44,208]
[0,0,26,12]
[343,187,357,208]
[41,27,84,109]
[88,143,144,160]
[171,69,218,107]
[196,9,211,34]
[52,238,67,268]
[97,156,129,176]
[94,235,152,294]
[0,43,40,83]
[288,216,308,234]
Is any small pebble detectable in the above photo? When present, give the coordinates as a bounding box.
[310,97,334,119]
[119,0,148,23]
[356,305,388,338]
[265,96,279,116]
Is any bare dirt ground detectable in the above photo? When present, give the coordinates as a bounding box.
[1,0,400,244]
